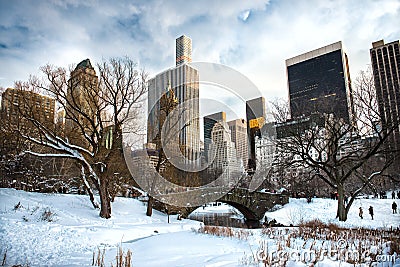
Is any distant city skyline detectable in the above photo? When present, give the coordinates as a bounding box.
[1,0,399,105]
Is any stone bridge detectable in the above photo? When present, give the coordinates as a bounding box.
[153,188,289,228]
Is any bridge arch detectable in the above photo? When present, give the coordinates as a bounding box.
[219,200,259,224]
[155,188,289,228]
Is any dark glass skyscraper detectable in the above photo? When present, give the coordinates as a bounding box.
[286,41,354,124]
[246,97,266,171]
[370,39,400,152]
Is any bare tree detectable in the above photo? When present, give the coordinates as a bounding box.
[269,98,290,123]
[272,69,398,221]
[14,57,147,218]
[142,83,204,216]
[145,84,181,216]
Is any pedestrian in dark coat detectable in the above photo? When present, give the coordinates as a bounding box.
[359,207,363,219]
[392,202,398,214]
[392,191,396,199]
[368,206,374,220]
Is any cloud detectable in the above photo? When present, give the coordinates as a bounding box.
[0,0,399,104]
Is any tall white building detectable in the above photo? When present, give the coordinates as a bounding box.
[203,112,226,163]
[227,119,248,169]
[255,135,275,169]
[208,121,243,186]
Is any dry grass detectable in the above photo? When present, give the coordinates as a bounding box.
[113,246,132,267]
[92,245,132,267]
[298,219,344,233]
[255,225,400,266]
[196,225,251,240]
[92,247,105,267]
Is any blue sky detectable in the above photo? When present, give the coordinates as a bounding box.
[0,0,399,111]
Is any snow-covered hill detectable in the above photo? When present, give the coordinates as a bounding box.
[0,188,399,266]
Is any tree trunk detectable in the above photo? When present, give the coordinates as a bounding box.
[146,195,153,217]
[98,175,111,219]
[146,146,162,217]
[336,184,347,221]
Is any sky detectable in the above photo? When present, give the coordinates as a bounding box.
[0,0,399,120]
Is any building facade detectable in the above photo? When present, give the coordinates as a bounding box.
[208,121,242,186]
[203,111,226,163]
[370,39,400,153]
[286,41,354,124]
[227,118,248,169]
[147,35,200,164]
[1,88,56,153]
[1,88,55,129]
[246,97,266,171]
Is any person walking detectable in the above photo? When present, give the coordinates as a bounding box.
[368,206,374,220]
[392,202,398,214]
[392,191,396,199]
[359,207,363,219]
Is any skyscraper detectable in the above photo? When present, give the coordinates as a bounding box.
[203,111,226,163]
[370,39,400,151]
[286,41,354,124]
[176,35,192,66]
[66,59,99,147]
[246,97,266,171]
[208,120,242,186]
[147,36,200,164]
[227,118,248,169]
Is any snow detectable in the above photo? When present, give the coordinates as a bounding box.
[0,188,199,266]
[265,196,400,229]
[192,202,243,214]
[0,188,399,266]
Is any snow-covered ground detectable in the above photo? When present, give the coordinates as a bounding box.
[265,196,400,229]
[0,188,399,266]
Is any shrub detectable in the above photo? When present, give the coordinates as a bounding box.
[299,219,342,232]
[196,225,250,240]
[40,208,55,222]
[299,219,325,229]
[13,201,22,211]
